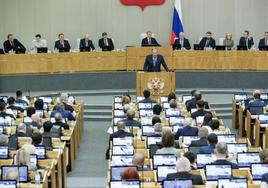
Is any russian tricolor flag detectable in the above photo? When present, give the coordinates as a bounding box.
[170,0,184,45]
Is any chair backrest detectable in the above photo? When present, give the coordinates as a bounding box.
[219,38,225,45]
[140,33,155,43]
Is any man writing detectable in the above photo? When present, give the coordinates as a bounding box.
[143,48,169,72]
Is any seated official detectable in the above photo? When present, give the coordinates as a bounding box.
[50,103,76,121]
[190,128,208,147]
[258,32,268,49]
[210,119,230,135]
[7,97,24,113]
[141,31,160,47]
[98,32,114,51]
[16,123,32,137]
[152,104,162,117]
[139,89,157,103]
[154,122,163,135]
[31,34,47,51]
[43,121,61,138]
[201,113,213,133]
[169,99,179,110]
[174,118,198,140]
[32,132,44,148]
[223,33,234,50]
[16,148,37,171]
[143,48,169,72]
[132,153,151,171]
[187,91,209,112]
[166,157,203,185]
[53,113,70,130]
[122,109,141,128]
[3,33,25,53]
[184,151,197,170]
[152,116,161,126]
[25,114,42,129]
[168,92,177,102]
[80,34,95,51]
[244,89,265,115]
[34,99,44,111]
[199,31,216,49]
[54,33,71,52]
[15,90,29,106]
[199,133,218,154]
[0,102,15,119]
[109,121,133,141]
[185,90,197,106]
[121,167,140,180]
[0,134,9,146]
[156,127,180,157]
[54,93,75,113]
[239,30,254,50]
[191,100,212,119]
[173,32,191,50]
[209,142,239,169]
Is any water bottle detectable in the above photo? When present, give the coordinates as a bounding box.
[35,170,41,186]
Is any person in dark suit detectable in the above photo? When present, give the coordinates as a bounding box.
[15,90,29,106]
[109,121,133,141]
[122,109,141,128]
[258,32,268,49]
[43,121,60,138]
[132,153,151,171]
[80,34,95,52]
[173,32,191,50]
[209,142,239,169]
[185,90,197,106]
[7,97,24,114]
[190,128,208,147]
[199,133,218,154]
[191,100,212,120]
[262,173,268,183]
[199,31,216,49]
[187,91,209,112]
[143,48,169,72]
[53,113,69,130]
[166,157,203,185]
[98,32,114,51]
[0,102,15,119]
[174,118,198,140]
[141,31,160,47]
[139,89,157,103]
[244,90,265,115]
[3,34,25,53]
[25,114,42,129]
[184,151,197,170]
[239,30,254,50]
[15,123,30,137]
[54,33,71,52]
[50,103,76,121]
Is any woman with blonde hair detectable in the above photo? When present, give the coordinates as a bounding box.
[223,33,234,50]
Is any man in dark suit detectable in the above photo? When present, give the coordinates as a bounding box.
[53,113,69,130]
[7,97,24,114]
[50,103,76,121]
[43,121,60,138]
[174,118,198,140]
[239,30,254,50]
[98,32,114,51]
[209,142,239,169]
[122,109,141,128]
[187,91,209,112]
[199,31,216,49]
[173,32,191,50]
[258,32,268,49]
[143,48,169,72]
[0,102,15,119]
[109,121,133,141]
[139,89,157,103]
[191,100,212,120]
[244,90,265,115]
[190,128,208,147]
[185,90,197,106]
[166,157,203,185]
[54,33,71,52]
[15,90,29,106]
[3,34,25,53]
[200,133,218,154]
[141,31,160,47]
[262,173,268,183]
[80,34,95,52]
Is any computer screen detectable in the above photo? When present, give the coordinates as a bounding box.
[140,117,152,126]
[153,155,177,169]
[1,166,28,182]
[165,109,180,118]
[111,155,134,166]
[35,146,46,159]
[147,136,162,147]
[218,178,247,188]
[113,137,133,146]
[217,134,236,144]
[0,96,8,103]
[139,109,153,117]
[163,180,193,188]
[182,95,192,103]
[169,116,185,126]
[111,166,137,181]
[157,165,177,182]
[227,144,247,154]
[182,136,200,148]
[110,180,140,188]
[162,102,170,109]
[138,103,152,109]
[196,116,204,125]
[113,118,124,126]
[205,165,232,180]
[142,126,155,136]
[114,110,125,117]
[114,96,122,103]
[112,145,134,156]
[260,93,268,100]
[237,152,260,167]
[0,180,17,188]
[251,163,268,180]
[196,154,217,168]
[258,114,268,124]
[39,97,52,104]
[0,146,8,159]
[114,103,123,110]
[160,96,168,103]
[234,94,247,101]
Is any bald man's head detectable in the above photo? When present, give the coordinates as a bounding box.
[55,112,63,122]
[117,121,126,130]
[132,153,145,166]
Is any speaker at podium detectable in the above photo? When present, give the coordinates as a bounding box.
[136,72,176,100]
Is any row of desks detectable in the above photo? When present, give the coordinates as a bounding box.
[1,47,268,74]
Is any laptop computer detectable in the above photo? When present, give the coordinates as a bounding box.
[110,180,140,188]
[110,166,137,181]
[237,45,248,51]
[157,165,177,182]
[218,178,247,188]
[163,180,193,188]
[15,48,26,54]
[194,44,204,50]
[1,165,28,182]
[216,45,226,51]
[251,163,268,180]
[205,164,232,180]
[37,47,48,53]
[0,146,9,159]
[237,152,260,167]
[153,154,177,169]
[0,180,17,188]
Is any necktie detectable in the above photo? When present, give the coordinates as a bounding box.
[153,57,157,67]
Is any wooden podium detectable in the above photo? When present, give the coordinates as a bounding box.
[136,72,176,99]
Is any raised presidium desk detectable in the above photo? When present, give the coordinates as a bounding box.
[1,46,268,75]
